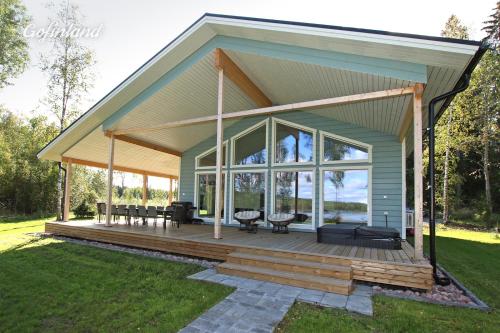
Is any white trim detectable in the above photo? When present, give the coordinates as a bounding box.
[401,138,407,240]
[270,168,316,230]
[230,119,269,168]
[228,169,268,225]
[319,131,372,165]
[195,141,228,170]
[319,165,372,227]
[206,16,479,55]
[193,171,227,223]
[271,117,316,167]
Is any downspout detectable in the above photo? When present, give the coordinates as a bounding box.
[428,74,470,285]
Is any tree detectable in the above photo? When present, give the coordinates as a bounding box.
[439,15,470,224]
[480,3,500,228]
[0,0,30,88]
[40,1,95,220]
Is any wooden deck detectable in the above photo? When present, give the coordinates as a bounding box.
[45,221,433,291]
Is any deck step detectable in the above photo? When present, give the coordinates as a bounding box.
[235,246,352,266]
[217,262,353,295]
[227,252,352,280]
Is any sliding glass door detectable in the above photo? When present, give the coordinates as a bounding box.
[231,171,266,223]
[273,170,314,227]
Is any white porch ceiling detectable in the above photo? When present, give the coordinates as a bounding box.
[60,48,466,175]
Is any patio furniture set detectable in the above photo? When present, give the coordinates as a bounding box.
[234,211,296,234]
[96,201,196,229]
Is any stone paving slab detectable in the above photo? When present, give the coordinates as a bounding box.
[181,269,373,333]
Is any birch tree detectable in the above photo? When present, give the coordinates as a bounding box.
[40,1,95,220]
[0,0,30,88]
[439,15,469,224]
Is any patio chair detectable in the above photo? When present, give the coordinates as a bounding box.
[117,205,128,224]
[97,202,105,223]
[268,213,295,234]
[128,205,139,225]
[171,204,186,229]
[137,206,148,225]
[234,210,260,233]
[110,205,118,223]
[171,201,196,223]
[147,206,159,227]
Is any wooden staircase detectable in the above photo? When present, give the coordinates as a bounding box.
[217,247,354,295]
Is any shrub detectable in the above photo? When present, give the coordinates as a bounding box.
[73,200,95,219]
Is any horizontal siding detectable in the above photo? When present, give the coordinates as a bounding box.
[180,110,404,234]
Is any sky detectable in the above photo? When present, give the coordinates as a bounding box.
[0,0,495,188]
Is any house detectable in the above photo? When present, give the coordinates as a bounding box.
[38,14,485,294]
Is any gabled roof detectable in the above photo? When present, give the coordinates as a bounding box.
[37,13,485,175]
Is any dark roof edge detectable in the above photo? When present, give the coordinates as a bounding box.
[203,13,483,47]
[434,42,489,123]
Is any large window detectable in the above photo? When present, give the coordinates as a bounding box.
[321,168,370,225]
[273,119,315,165]
[232,120,267,166]
[273,170,314,227]
[196,173,225,219]
[321,132,371,164]
[231,171,266,223]
[196,143,227,169]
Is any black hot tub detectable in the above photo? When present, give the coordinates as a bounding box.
[317,224,402,250]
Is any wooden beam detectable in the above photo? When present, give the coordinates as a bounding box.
[61,157,178,180]
[398,98,414,142]
[413,83,424,259]
[105,135,115,226]
[113,86,416,136]
[104,133,182,157]
[142,175,148,206]
[215,48,272,108]
[214,68,224,239]
[63,159,72,222]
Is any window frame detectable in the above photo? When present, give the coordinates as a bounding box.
[193,171,227,223]
[319,131,372,165]
[230,119,269,168]
[270,167,316,230]
[228,169,268,225]
[195,141,228,170]
[271,117,316,167]
[319,165,372,227]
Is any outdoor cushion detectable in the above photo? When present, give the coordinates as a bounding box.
[268,213,295,223]
[234,210,260,220]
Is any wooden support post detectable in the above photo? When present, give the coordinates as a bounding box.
[413,83,424,259]
[214,68,224,239]
[105,134,115,226]
[168,178,173,205]
[142,174,148,206]
[63,159,72,222]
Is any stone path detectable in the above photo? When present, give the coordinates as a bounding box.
[180,269,373,333]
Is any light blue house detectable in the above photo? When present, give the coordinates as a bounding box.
[39,13,485,263]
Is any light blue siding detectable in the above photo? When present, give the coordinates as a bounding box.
[179,111,404,234]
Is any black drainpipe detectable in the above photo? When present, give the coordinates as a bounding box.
[428,74,470,285]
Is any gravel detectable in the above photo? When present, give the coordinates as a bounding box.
[371,271,488,310]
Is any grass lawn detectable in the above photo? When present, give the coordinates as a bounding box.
[0,217,233,332]
[277,226,500,333]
